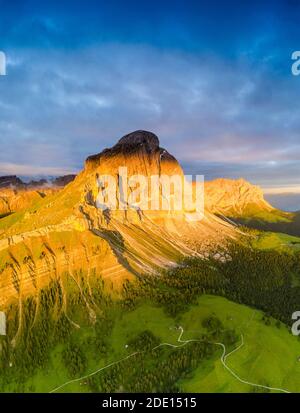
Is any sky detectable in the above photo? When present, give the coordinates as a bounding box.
[0,0,300,209]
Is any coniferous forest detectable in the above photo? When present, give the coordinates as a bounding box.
[0,241,300,392]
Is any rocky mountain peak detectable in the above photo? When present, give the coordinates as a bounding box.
[85,130,179,174]
[204,178,273,216]
[0,175,24,188]
[116,130,160,153]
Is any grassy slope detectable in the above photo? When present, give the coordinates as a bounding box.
[233,209,300,238]
[0,181,82,235]
[21,303,178,393]
[239,208,292,223]
[15,296,300,393]
[1,189,299,393]
[252,232,300,252]
[180,295,300,393]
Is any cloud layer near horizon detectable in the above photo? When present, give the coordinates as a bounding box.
[1,45,300,190]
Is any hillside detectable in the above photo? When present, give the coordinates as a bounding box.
[204,178,291,221]
[0,174,76,217]
[2,242,300,393]
[203,178,300,238]
[3,295,299,393]
[0,131,236,309]
[1,135,300,393]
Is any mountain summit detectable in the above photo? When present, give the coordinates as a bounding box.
[0,131,236,308]
[205,178,274,217]
[89,130,161,159]
[85,130,181,177]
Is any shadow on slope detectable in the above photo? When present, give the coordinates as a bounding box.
[233,211,300,237]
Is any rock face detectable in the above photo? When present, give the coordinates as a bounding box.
[88,130,160,159]
[0,189,46,216]
[0,174,76,216]
[86,130,182,176]
[0,131,236,309]
[52,174,76,187]
[0,176,23,189]
[0,174,76,190]
[204,178,274,217]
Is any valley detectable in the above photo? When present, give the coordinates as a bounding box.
[0,130,299,393]
[0,237,300,393]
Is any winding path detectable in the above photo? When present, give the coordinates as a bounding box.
[49,326,291,394]
[207,334,290,394]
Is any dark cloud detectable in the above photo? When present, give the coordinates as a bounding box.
[0,1,299,209]
[0,46,300,183]
[265,194,300,212]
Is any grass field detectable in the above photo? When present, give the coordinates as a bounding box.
[22,303,179,393]
[180,295,300,393]
[17,295,300,393]
[231,208,293,223]
[252,231,300,252]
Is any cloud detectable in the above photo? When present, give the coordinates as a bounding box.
[0,44,299,185]
[0,162,74,176]
[265,193,300,212]
[263,186,300,195]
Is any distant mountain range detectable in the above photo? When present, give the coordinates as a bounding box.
[0,174,76,189]
[0,174,76,218]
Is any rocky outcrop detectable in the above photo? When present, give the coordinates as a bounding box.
[0,176,23,188]
[0,174,76,190]
[85,130,182,176]
[52,174,76,187]
[0,130,236,309]
[0,189,47,216]
[204,178,274,217]
[0,174,77,216]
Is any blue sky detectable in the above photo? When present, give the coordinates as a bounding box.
[0,0,300,207]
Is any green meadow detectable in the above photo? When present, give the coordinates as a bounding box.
[14,295,300,393]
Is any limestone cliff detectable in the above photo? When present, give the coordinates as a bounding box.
[0,131,235,309]
[204,178,274,217]
[0,175,76,216]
